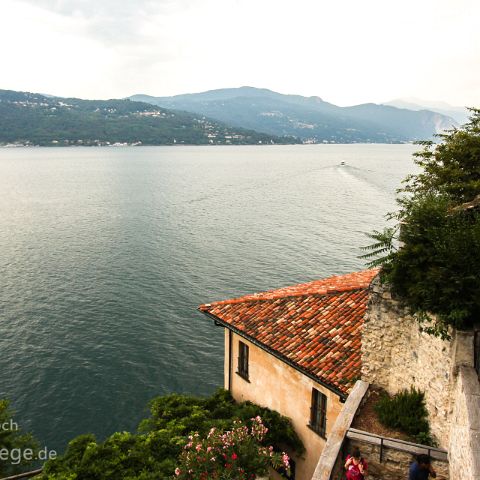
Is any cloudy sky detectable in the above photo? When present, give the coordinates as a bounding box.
[1,0,479,106]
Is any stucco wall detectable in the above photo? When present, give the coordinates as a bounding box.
[225,330,344,480]
[361,277,454,447]
[311,381,369,480]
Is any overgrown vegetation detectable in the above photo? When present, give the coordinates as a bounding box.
[362,108,480,337]
[0,399,39,477]
[374,388,436,446]
[41,389,303,479]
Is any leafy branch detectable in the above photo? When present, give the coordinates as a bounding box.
[361,108,480,334]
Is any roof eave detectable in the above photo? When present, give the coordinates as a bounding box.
[200,309,349,401]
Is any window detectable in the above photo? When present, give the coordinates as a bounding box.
[237,341,249,380]
[309,388,327,437]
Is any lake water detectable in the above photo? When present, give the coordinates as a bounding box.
[0,144,417,453]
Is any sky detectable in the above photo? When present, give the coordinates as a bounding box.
[1,0,479,106]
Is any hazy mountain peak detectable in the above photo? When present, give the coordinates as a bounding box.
[391,97,464,110]
[383,98,469,124]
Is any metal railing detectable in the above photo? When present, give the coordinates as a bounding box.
[474,328,480,378]
[0,468,43,480]
[346,428,448,462]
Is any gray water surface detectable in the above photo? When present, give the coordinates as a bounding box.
[0,144,417,452]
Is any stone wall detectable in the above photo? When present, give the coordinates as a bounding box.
[360,277,480,479]
[331,437,449,480]
[448,366,480,479]
[361,277,455,447]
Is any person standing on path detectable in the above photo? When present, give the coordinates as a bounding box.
[344,447,367,479]
[409,454,437,479]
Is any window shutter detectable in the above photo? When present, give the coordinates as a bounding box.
[310,388,327,437]
[238,341,249,379]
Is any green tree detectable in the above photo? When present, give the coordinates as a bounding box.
[362,108,480,336]
[0,399,39,477]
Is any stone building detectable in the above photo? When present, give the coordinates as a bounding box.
[199,269,479,480]
[199,269,378,480]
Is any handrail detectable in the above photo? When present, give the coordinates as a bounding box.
[474,329,480,378]
[348,428,447,452]
[0,468,43,480]
[346,428,448,461]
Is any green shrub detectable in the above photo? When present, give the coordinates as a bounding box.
[174,417,290,479]
[374,388,436,446]
[139,389,304,455]
[41,389,303,479]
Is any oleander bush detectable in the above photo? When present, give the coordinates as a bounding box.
[174,417,290,480]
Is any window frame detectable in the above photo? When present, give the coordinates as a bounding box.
[309,388,327,437]
[236,340,249,381]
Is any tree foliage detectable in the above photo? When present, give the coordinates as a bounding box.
[362,108,480,335]
[0,399,39,477]
[41,389,303,480]
[139,389,304,455]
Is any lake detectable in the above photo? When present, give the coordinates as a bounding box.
[0,144,417,453]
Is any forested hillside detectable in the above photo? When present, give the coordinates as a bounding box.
[0,90,298,146]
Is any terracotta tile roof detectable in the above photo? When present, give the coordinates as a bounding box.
[199,269,378,397]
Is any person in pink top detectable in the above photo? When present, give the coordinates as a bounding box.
[344,447,368,479]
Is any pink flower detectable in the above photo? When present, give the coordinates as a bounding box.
[231,453,238,460]
[174,467,181,476]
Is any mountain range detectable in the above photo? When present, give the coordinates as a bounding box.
[0,89,297,147]
[0,87,463,147]
[130,87,457,144]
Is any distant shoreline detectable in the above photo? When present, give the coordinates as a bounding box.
[0,141,414,149]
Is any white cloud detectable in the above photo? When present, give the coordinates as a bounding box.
[1,0,479,106]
